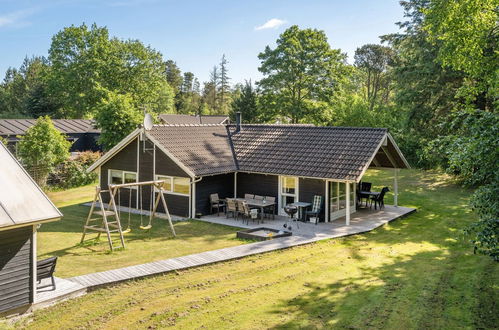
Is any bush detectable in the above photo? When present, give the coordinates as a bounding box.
[50,151,101,189]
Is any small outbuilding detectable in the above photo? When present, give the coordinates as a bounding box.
[0,142,62,316]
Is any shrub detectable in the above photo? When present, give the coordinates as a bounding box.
[50,151,101,189]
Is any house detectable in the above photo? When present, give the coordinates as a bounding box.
[0,142,62,316]
[159,114,230,125]
[88,113,410,223]
[0,119,101,154]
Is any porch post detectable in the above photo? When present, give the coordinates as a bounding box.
[346,182,350,226]
[325,180,329,223]
[234,172,237,198]
[394,169,398,207]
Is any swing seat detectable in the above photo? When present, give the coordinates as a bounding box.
[122,228,131,234]
[140,225,152,230]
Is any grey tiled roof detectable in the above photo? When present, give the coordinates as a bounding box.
[146,124,395,181]
[0,119,99,136]
[159,114,229,125]
[230,125,387,181]
[147,124,237,176]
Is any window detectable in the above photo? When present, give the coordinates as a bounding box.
[173,177,190,195]
[109,170,137,186]
[156,175,172,191]
[155,175,190,196]
[282,176,297,194]
[110,170,123,185]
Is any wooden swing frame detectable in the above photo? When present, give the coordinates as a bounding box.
[109,180,177,238]
[81,179,176,251]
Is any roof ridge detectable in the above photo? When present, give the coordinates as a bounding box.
[152,123,226,127]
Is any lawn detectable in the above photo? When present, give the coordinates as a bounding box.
[9,169,499,329]
[38,185,247,278]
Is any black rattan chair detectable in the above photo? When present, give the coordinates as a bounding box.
[370,187,390,210]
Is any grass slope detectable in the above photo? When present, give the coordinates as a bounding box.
[10,170,499,328]
[40,185,246,277]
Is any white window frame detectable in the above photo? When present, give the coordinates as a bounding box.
[278,176,299,216]
[328,181,355,221]
[154,174,190,196]
[108,169,137,189]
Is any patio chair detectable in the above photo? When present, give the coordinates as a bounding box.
[370,187,390,210]
[305,195,323,225]
[37,256,58,290]
[254,195,264,200]
[237,200,260,224]
[210,193,226,216]
[244,193,254,200]
[358,182,372,207]
[263,196,276,218]
[226,198,238,219]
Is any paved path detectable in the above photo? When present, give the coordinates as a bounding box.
[33,205,415,311]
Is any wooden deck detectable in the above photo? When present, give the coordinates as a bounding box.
[33,205,415,313]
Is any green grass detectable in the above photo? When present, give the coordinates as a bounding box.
[38,185,246,278]
[8,170,499,329]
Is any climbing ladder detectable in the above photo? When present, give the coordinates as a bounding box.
[81,187,126,251]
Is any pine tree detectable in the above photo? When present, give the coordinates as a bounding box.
[232,80,258,123]
[219,54,231,113]
[209,65,219,112]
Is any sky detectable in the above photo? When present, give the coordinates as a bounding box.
[0,0,406,84]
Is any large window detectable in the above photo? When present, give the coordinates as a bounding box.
[155,175,190,196]
[109,170,137,187]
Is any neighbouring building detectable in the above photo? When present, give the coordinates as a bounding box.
[0,119,101,154]
[0,142,62,316]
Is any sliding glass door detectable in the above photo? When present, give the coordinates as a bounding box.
[329,181,355,221]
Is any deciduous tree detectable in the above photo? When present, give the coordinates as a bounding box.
[257,25,348,123]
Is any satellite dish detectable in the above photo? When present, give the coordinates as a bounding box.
[143,113,153,130]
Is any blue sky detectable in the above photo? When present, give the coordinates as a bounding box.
[0,0,405,84]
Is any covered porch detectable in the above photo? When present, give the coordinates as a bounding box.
[199,204,416,239]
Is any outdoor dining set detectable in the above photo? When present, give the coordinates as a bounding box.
[209,193,324,225]
[357,182,390,210]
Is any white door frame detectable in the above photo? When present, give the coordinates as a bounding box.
[278,176,299,216]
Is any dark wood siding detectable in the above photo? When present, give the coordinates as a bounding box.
[100,138,139,206]
[97,138,191,217]
[0,227,32,313]
[237,172,279,207]
[155,193,190,218]
[154,146,190,217]
[195,173,234,216]
[299,178,326,221]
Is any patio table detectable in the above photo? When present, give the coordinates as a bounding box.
[235,198,276,220]
[289,202,312,221]
[358,191,380,208]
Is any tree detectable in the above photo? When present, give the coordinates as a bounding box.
[0,56,55,118]
[209,65,219,112]
[17,116,70,186]
[164,60,183,94]
[94,89,142,150]
[48,23,174,118]
[257,25,348,123]
[354,44,395,111]
[381,0,466,168]
[219,54,231,113]
[232,80,259,123]
[423,0,497,111]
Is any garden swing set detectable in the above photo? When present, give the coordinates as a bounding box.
[81,180,176,251]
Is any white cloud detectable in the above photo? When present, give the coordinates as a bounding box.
[255,18,286,31]
[0,8,36,28]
